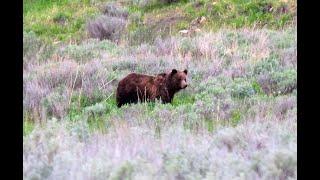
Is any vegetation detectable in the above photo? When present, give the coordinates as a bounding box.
[24,0,296,43]
[23,0,100,43]
[23,0,297,179]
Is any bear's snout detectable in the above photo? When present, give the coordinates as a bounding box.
[181,81,188,89]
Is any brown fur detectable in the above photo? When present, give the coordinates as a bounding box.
[116,69,188,107]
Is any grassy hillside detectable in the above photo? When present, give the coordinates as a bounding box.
[23,0,296,43]
[126,0,296,44]
[23,0,297,179]
[23,0,100,43]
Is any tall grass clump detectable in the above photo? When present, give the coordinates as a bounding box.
[23,31,55,67]
[87,15,127,42]
[103,3,129,19]
[87,3,129,42]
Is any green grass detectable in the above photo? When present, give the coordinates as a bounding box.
[67,94,248,134]
[252,80,264,95]
[67,95,119,132]
[230,110,241,126]
[63,90,206,134]
[23,120,35,136]
[205,118,214,132]
[172,92,196,107]
[23,0,100,43]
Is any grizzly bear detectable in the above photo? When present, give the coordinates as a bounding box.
[116,69,188,107]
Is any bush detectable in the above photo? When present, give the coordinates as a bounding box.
[53,12,71,25]
[153,36,176,56]
[23,31,55,66]
[178,38,200,57]
[58,39,119,62]
[87,15,127,42]
[103,3,129,19]
[251,54,280,76]
[61,44,99,63]
[258,69,296,95]
[41,87,71,119]
[128,26,156,45]
[230,78,256,99]
[23,60,78,121]
[84,103,105,117]
[274,96,296,119]
[131,0,155,8]
[58,39,108,63]
[80,59,119,101]
[271,69,297,94]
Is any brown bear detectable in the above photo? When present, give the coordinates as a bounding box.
[116,69,188,107]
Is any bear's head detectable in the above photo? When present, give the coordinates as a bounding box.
[167,69,188,91]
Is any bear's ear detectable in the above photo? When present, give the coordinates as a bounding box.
[183,69,188,74]
[171,69,177,74]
